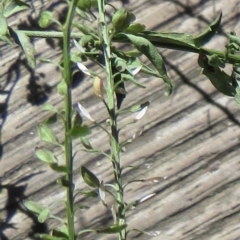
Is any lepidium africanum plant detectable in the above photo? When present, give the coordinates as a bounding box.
[1,0,240,239]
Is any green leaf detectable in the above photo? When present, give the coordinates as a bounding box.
[38,208,50,223]
[52,227,69,238]
[44,113,58,125]
[15,30,35,68]
[0,10,8,36]
[77,229,95,236]
[37,124,59,144]
[56,176,70,187]
[3,0,30,18]
[38,234,67,240]
[23,200,45,215]
[112,51,164,80]
[80,165,100,188]
[96,224,127,234]
[125,23,146,34]
[57,79,67,95]
[130,101,150,113]
[70,125,90,138]
[234,87,240,107]
[194,12,222,47]
[81,189,98,197]
[80,137,93,149]
[120,72,146,88]
[72,110,83,127]
[0,35,12,44]
[198,52,235,96]
[121,33,172,94]
[136,31,197,49]
[208,54,225,68]
[73,22,97,35]
[42,104,57,112]
[50,163,69,173]
[35,148,58,164]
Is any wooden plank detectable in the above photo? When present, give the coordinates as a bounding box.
[1,0,240,239]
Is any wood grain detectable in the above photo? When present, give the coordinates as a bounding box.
[1,0,240,239]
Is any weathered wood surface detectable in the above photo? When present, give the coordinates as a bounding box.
[1,0,240,239]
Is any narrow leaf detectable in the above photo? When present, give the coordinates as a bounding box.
[15,30,35,68]
[52,227,69,238]
[77,229,96,236]
[37,124,58,144]
[0,10,8,37]
[97,224,127,234]
[194,13,222,47]
[121,33,172,94]
[38,209,50,223]
[70,125,90,138]
[125,23,146,34]
[35,148,58,163]
[114,31,197,51]
[198,52,235,96]
[81,189,98,198]
[80,165,100,188]
[57,79,67,95]
[23,200,45,215]
[42,104,57,112]
[56,177,70,187]
[50,163,69,173]
[80,137,93,149]
[39,234,67,240]
[130,101,150,113]
[3,0,30,18]
[130,228,161,237]
[141,31,197,49]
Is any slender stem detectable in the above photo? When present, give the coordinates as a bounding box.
[17,30,81,38]
[62,1,77,239]
[97,0,126,239]
[19,30,240,64]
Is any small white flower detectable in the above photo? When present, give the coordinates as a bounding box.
[130,65,142,76]
[134,105,148,121]
[99,183,106,203]
[77,62,91,76]
[138,193,156,203]
[77,102,95,122]
[73,39,85,53]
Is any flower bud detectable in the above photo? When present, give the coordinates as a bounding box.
[38,11,52,28]
[112,8,135,32]
[77,0,97,12]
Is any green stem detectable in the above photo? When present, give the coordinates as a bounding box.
[62,1,77,239]
[97,1,126,239]
[18,30,240,64]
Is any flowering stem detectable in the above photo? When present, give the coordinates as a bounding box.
[97,0,126,239]
[62,0,77,239]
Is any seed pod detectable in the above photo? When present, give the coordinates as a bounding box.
[112,8,135,32]
[38,11,52,28]
[77,0,97,12]
[93,76,104,98]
